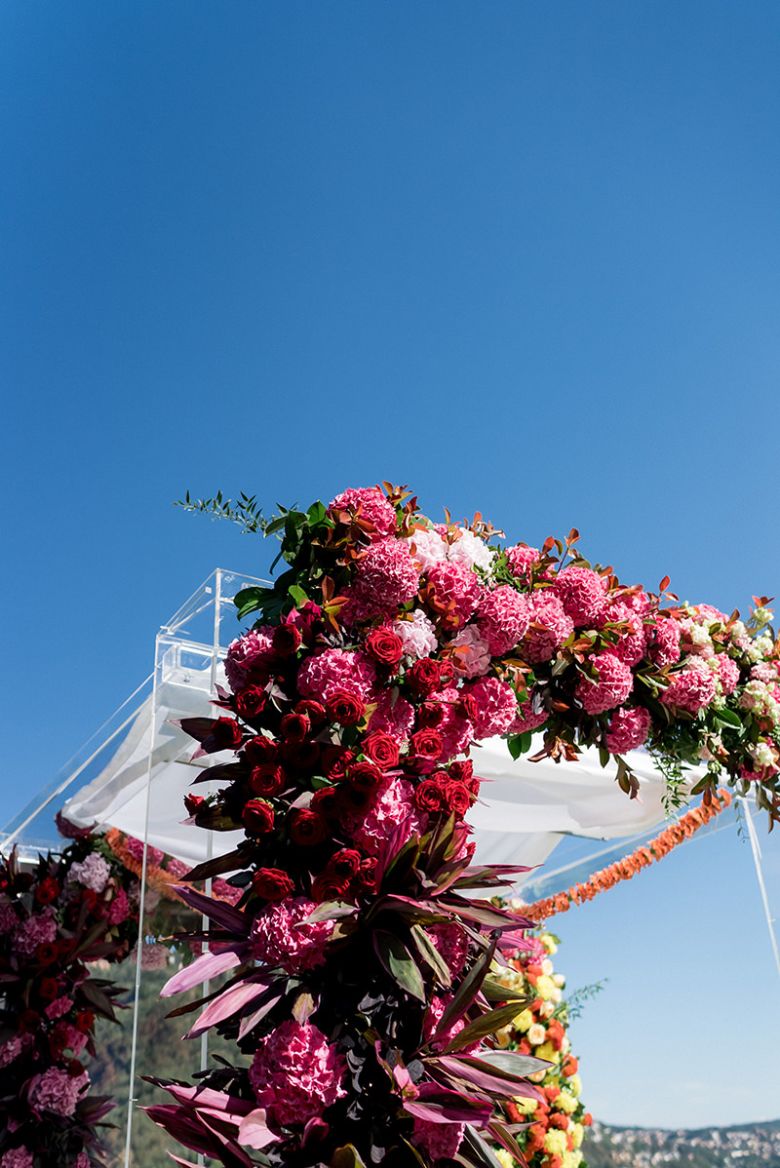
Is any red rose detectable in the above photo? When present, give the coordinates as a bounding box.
[289,809,328,846]
[326,848,362,879]
[35,876,60,906]
[280,740,321,773]
[445,782,471,817]
[411,729,443,761]
[66,1059,86,1077]
[212,717,244,751]
[321,746,355,781]
[39,977,60,1003]
[272,623,302,657]
[447,760,473,783]
[243,736,278,765]
[458,694,478,721]
[417,701,444,728]
[414,777,448,813]
[280,712,311,743]
[348,761,384,792]
[19,1009,40,1033]
[36,942,59,966]
[252,868,294,902]
[236,686,268,721]
[362,732,400,770]
[326,690,366,726]
[365,628,404,667]
[406,657,443,697]
[355,856,378,892]
[249,764,286,797]
[295,699,327,727]
[311,873,349,903]
[184,793,205,816]
[310,787,339,819]
[242,799,275,834]
[75,1010,95,1034]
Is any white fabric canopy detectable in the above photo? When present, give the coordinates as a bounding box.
[61,665,691,886]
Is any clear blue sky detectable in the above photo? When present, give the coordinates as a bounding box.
[2,0,779,1129]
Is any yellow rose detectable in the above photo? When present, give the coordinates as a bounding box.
[513,1009,533,1032]
[555,1090,577,1114]
[535,975,557,1000]
[512,1096,538,1116]
[571,1123,584,1149]
[495,1151,514,1168]
[536,1041,560,1065]
[563,1152,583,1168]
[543,1130,568,1157]
[569,1073,582,1097]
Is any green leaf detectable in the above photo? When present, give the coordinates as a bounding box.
[288,583,309,607]
[372,929,426,1001]
[307,500,327,525]
[506,732,532,761]
[465,1049,551,1079]
[331,1145,367,1168]
[441,1000,531,1053]
[235,585,274,620]
[409,925,452,989]
[714,707,744,731]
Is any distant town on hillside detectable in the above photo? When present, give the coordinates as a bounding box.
[584,1118,780,1167]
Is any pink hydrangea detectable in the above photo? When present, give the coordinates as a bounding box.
[44,996,74,1021]
[52,1022,87,1057]
[510,693,549,735]
[107,887,130,926]
[600,601,648,667]
[505,544,541,583]
[75,1155,91,1168]
[30,1067,89,1118]
[413,1117,465,1163]
[328,486,397,539]
[141,943,169,971]
[605,706,651,753]
[213,880,243,905]
[428,922,469,980]
[464,676,519,739]
[248,1020,346,1128]
[367,692,416,741]
[476,586,530,656]
[297,648,376,703]
[349,778,427,855]
[751,661,780,684]
[714,653,740,695]
[225,627,276,692]
[554,566,606,626]
[690,603,728,625]
[576,652,634,715]
[447,528,494,572]
[343,539,421,623]
[13,909,57,957]
[661,660,717,714]
[124,836,165,868]
[250,897,334,972]
[68,852,111,893]
[647,616,682,667]
[408,527,449,571]
[423,561,483,629]
[433,686,476,761]
[0,900,18,935]
[0,1149,34,1168]
[519,592,574,664]
[449,624,492,679]
[0,1036,29,1068]
[392,610,438,659]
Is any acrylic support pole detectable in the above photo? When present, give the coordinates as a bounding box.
[741,796,780,978]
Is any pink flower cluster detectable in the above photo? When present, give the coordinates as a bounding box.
[297,648,376,702]
[250,897,334,972]
[577,653,633,715]
[225,627,275,691]
[661,660,717,715]
[328,486,397,538]
[30,1067,89,1118]
[68,852,111,893]
[605,706,651,754]
[0,1148,34,1168]
[345,540,421,623]
[12,910,56,958]
[477,586,530,656]
[249,1021,346,1129]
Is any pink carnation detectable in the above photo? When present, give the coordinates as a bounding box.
[250,897,334,972]
[367,692,416,741]
[249,1020,346,1128]
[576,652,634,715]
[0,1149,34,1168]
[714,653,740,695]
[68,852,111,893]
[605,706,651,753]
[349,778,426,855]
[30,1067,89,1118]
[297,648,377,703]
[519,592,574,664]
[554,566,606,626]
[600,601,648,667]
[107,887,130,926]
[413,1117,465,1163]
[510,692,549,735]
[392,610,438,659]
[343,539,421,623]
[423,561,483,629]
[477,586,530,656]
[225,627,276,692]
[464,676,519,739]
[648,616,682,667]
[13,909,57,957]
[661,660,717,714]
[449,624,492,679]
[505,544,541,583]
[327,486,397,539]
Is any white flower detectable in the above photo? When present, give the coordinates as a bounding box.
[754,607,774,626]
[539,1000,555,1018]
[392,610,438,660]
[407,528,448,572]
[750,741,776,769]
[448,528,495,573]
[527,1023,547,1045]
[541,958,554,977]
[553,972,566,988]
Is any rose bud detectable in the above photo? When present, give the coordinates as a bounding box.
[416,700,444,728]
[235,686,268,722]
[242,799,275,835]
[295,699,327,727]
[325,690,366,727]
[249,764,286,797]
[310,787,339,819]
[272,622,303,657]
[327,848,362,879]
[39,977,60,1003]
[348,761,384,792]
[321,745,355,781]
[458,694,478,722]
[243,735,278,766]
[414,777,448,813]
[75,1010,95,1034]
[251,868,295,902]
[184,793,205,816]
[411,729,443,762]
[406,657,442,697]
[311,873,349,903]
[280,711,311,743]
[362,731,400,770]
[445,782,471,817]
[289,809,328,846]
[365,627,404,668]
[211,717,244,751]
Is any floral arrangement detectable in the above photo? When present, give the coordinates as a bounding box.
[490,930,592,1168]
[523,790,732,923]
[146,483,780,1168]
[103,828,242,906]
[0,830,139,1168]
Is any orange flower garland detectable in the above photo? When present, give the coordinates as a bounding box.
[523,790,732,923]
[104,828,187,902]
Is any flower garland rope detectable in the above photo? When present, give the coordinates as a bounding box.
[523,790,732,924]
